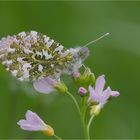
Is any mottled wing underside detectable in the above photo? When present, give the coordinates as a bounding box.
[0,31,73,81]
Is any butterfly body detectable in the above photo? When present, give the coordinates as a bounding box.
[0,31,89,81]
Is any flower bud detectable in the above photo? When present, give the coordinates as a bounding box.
[72,71,80,79]
[76,67,95,87]
[54,81,68,93]
[90,105,101,116]
[78,87,87,96]
[43,125,54,137]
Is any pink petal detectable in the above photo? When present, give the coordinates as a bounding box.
[19,124,40,131]
[95,75,105,94]
[45,77,57,86]
[33,78,55,94]
[25,110,46,126]
[111,91,120,98]
[17,119,27,125]
[17,110,48,131]
[98,91,110,108]
[19,123,44,131]
[88,86,95,97]
[88,86,100,102]
[100,87,111,103]
[17,120,41,131]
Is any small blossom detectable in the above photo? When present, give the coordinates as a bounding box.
[17,110,54,136]
[33,77,68,94]
[72,71,80,79]
[88,75,120,109]
[78,87,87,96]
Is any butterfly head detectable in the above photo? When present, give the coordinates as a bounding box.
[77,47,89,61]
[64,47,89,74]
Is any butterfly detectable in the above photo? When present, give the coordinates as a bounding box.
[0,31,91,82]
[0,31,109,82]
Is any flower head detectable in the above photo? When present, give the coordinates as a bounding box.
[33,77,68,94]
[88,75,120,109]
[17,110,54,136]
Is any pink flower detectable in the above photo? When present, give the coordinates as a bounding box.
[17,110,54,136]
[88,75,120,108]
[33,77,57,94]
[33,77,67,94]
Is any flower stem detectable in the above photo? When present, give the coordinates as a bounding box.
[81,97,89,139]
[66,91,81,116]
[54,134,62,140]
[66,91,88,139]
[87,115,94,140]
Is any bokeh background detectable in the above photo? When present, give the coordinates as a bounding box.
[0,1,140,139]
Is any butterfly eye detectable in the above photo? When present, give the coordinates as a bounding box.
[78,47,89,60]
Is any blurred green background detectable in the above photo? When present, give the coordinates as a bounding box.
[0,1,140,139]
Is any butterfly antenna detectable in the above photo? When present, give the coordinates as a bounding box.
[83,32,110,47]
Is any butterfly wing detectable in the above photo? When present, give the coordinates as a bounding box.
[0,31,73,81]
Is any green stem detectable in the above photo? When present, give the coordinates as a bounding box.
[83,104,89,125]
[82,97,88,123]
[81,97,89,139]
[87,115,94,140]
[66,91,87,138]
[66,91,81,116]
[54,134,62,140]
